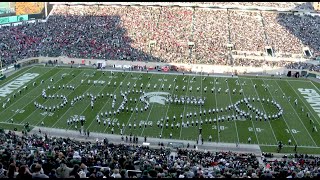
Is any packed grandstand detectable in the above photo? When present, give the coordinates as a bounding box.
[0,2,320,179]
[0,2,320,70]
[1,130,320,178]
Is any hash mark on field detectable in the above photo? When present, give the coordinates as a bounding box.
[249,79,278,144]
[282,82,319,145]
[275,80,317,146]
[154,75,173,137]
[122,73,151,135]
[85,74,132,133]
[199,72,206,142]
[225,79,240,143]
[97,74,136,133]
[179,75,192,139]
[33,70,85,127]
[238,78,260,144]
[262,79,298,146]
[101,73,147,134]
[64,72,119,131]
[213,77,220,142]
[2,68,64,123]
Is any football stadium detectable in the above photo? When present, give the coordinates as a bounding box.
[0,1,320,178]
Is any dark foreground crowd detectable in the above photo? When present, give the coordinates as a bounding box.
[0,130,320,178]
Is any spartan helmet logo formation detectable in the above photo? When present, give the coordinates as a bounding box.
[142,92,170,105]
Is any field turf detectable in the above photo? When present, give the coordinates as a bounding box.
[1,65,320,154]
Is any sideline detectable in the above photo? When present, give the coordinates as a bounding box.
[25,126,262,155]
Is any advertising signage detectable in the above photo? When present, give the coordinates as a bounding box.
[0,14,28,25]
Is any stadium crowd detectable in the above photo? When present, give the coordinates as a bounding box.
[233,59,294,68]
[285,62,320,72]
[262,155,320,178]
[1,130,320,178]
[159,2,312,10]
[0,4,319,69]
[1,3,320,179]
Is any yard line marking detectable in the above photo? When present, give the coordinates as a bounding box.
[99,73,139,134]
[28,69,87,126]
[249,79,278,144]
[285,80,320,128]
[122,73,156,135]
[51,73,104,131]
[150,75,176,137]
[85,73,132,132]
[156,75,177,137]
[274,80,317,146]
[310,81,320,92]
[239,76,311,83]
[213,77,221,142]
[225,79,240,143]
[179,75,192,139]
[0,66,94,112]
[262,79,298,146]
[61,72,127,130]
[0,68,64,120]
[101,72,149,134]
[238,78,260,144]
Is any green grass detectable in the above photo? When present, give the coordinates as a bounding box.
[0,122,29,132]
[1,66,320,154]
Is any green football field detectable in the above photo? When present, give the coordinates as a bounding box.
[1,65,320,154]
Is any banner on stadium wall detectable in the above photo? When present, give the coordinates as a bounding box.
[20,58,38,67]
[308,71,320,76]
[161,66,170,72]
[16,15,28,21]
[307,73,317,78]
[0,17,9,24]
[0,14,28,25]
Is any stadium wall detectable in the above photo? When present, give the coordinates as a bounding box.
[15,56,286,75]
[307,70,320,79]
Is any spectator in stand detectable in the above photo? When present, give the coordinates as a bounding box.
[0,163,7,178]
[56,160,73,178]
[0,4,319,68]
[31,164,49,178]
[69,164,80,178]
[48,169,57,179]
[2,130,320,178]
[16,165,32,179]
[153,2,310,9]
[7,163,18,178]
[111,169,122,178]
[285,61,320,73]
